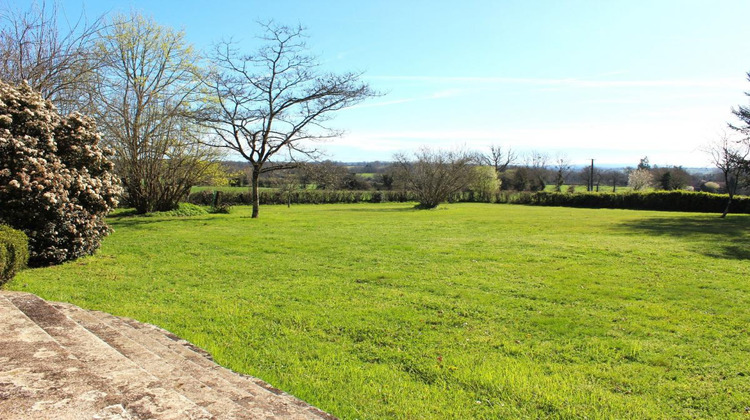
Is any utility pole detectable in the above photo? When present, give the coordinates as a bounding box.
[589,159,595,192]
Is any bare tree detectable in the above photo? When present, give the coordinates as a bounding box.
[525,150,549,169]
[202,22,376,218]
[91,13,219,213]
[705,133,750,218]
[301,161,349,190]
[524,150,549,190]
[394,147,478,209]
[482,144,516,176]
[601,169,625,192]
[0,0,104,113]
[552,154,571,192]
[272,171,300,208]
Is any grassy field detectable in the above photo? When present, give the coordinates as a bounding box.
[6,203,750,419]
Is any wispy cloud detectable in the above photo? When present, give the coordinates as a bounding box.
[365,75,744,89]
[348,88,465,109]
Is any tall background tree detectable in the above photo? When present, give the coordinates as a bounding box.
[0,0,104,114]
[203,22,375,218]
[600,169,625,192]
[552,154,571,192]
[726,71,750,199]
[91,13,219,213]
[637,156,651,171]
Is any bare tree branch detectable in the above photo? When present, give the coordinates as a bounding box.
[0,0,106,114]
[482,144,516,175]
[201,22,377,217]
[704,132,750,218]
[394,147,478,209]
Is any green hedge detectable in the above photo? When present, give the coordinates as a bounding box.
[187,190,418,206]
[491,191,750,214]
[0,225,29,285]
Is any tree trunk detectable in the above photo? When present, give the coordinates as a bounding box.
[721,194,732,218]
[251,165,261,218]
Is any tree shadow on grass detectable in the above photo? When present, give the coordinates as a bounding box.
[616,215,750,260]
[108,214,214,229]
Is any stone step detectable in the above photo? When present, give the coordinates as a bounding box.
[4,292,213,419]
[0,295,126,419]
[54,302,251,419]
[71,303,334,419]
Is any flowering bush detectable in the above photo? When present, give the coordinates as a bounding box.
[628,168,654,191]
[0,81,121,266]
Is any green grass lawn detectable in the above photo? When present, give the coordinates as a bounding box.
[6,203,750,419]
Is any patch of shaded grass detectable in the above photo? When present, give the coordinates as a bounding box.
[6,203,750,419]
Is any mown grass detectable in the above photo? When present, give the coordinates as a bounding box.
[6,203,750,419]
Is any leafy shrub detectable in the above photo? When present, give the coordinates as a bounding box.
[210,202,233,214]
[0,225,29,285]
[701,182,720,193]
[0,81,121,266]
[151,203,208,217]
[468,166,499,202]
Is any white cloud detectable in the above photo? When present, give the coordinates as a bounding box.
[348,88,466,109]
[365,75,745,90]
[327,113,721,166]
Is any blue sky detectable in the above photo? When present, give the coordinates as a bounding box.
[18,0,750,167]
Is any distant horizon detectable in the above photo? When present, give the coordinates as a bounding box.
[219,157,718,173]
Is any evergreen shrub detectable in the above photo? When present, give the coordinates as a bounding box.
[0,225,29,285]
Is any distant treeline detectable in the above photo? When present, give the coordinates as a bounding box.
[215,159,732,195]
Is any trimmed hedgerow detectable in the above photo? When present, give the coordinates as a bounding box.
[492,191,750,214]
[0,225,29,285]
[187,190,419,206]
